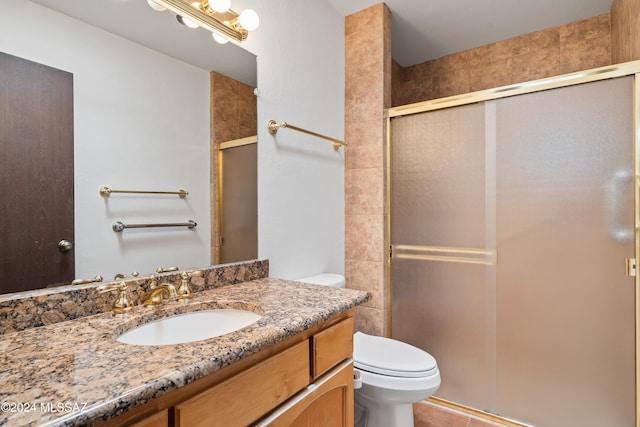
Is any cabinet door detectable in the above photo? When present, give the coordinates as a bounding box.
[256,360,354,427]
[129,409,168,427]
[175,340,310,427]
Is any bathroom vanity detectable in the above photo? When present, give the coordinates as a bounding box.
[119,313,355,426]
[0,269,369,427]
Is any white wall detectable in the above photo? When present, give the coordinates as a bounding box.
[240,0,346,279]
[0,0,211,280]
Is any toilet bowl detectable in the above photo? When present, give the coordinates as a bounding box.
[295,273,441,427]
[353,331,440,427]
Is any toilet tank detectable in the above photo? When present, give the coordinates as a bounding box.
[295,273,346,288]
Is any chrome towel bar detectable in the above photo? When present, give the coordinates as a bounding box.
[100,186,188,198]
[112,220,197,232]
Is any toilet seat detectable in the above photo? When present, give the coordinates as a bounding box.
[354,332,438,378]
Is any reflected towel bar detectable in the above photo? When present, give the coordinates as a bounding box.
[112,220,197,232]
[267,120,346,151]
[71,275,103,286]
[100,186,188,198]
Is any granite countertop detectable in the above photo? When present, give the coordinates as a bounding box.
[0,278,370,427]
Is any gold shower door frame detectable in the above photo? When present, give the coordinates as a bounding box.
[385,61,640,426]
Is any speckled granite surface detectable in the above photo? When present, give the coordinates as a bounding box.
[0,260,269,335]
[0,278,370,427]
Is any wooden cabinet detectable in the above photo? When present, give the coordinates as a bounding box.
[175,340,310,427]
[311,317,353,378]
[113,313,354,427]
[256,360,354,426]
[129,409,168,427]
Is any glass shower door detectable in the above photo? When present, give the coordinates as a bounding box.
[390,76,636,426]
[391,102,498,411]
[219,142,258,264]
[493,77,635,426]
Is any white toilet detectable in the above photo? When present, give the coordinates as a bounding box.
[296,274,441,427]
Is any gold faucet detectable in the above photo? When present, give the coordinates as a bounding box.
[97,281,134,315]
[144,275,178,306]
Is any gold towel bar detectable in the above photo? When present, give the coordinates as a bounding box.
[99,186,188,198]
[71,274,103,286]
[267,120,346,151]
[112,220,197,232]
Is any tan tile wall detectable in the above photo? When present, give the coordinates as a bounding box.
[210,72,257,264]
[346,1,640,336]
[393,14,612,106]
[346,2,639,424]
[211,72,257,144]
[344,3,392,336]
[611,0,640,62]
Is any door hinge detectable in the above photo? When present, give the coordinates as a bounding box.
[626,258,636,277]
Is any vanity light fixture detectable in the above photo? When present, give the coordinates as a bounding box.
[176,14,200,29]
[147,0,259,43]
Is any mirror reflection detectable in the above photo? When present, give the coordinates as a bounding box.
[0,0,257,294]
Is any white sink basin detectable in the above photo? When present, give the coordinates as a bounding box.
[117,309,261,346]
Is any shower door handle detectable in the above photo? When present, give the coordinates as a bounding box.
[391,244,497,265]
[605,169,634,242]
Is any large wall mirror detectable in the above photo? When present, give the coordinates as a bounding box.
[0,0,257,294]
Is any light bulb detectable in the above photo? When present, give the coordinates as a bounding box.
[238,9,259,31]
[209,0,231,13]
[146,0,166,12]
[212,33,229,44]
[177,15,199,29]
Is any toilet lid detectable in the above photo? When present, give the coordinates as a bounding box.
[353,332,438,378]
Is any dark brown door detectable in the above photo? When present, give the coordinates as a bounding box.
[1,52,74,293]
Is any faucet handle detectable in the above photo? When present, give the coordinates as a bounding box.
[114,272,139,280]
[177,271,194,301]
[97,281,134,315]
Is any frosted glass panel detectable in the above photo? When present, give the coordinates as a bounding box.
[392,260,495,410]
[391,103,495,410]
[391,104,486,247]
[390,75,636,426]
[220,143,258,263]
[495,77,635,426]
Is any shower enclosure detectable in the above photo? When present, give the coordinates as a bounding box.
[388,64,639,426]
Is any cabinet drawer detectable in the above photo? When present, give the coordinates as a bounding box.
[174,340,310,427]
[311,317,353,378]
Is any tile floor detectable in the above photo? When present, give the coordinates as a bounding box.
[414,401,512,427]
